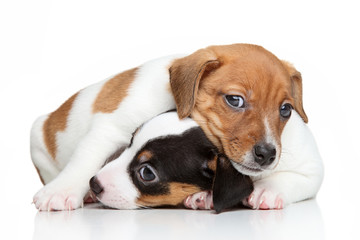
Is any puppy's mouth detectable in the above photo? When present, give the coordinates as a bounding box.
[230,161,263,176]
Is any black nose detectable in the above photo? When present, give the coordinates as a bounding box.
[253,143,276,166]
[89,176,103,196]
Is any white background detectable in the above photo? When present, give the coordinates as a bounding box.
[1,0,359,239]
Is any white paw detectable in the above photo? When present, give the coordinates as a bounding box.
[183,191,213,210]
[33,183,86,211]
[243,186,284,210]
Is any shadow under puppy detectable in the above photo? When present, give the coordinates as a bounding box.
[90,112,253,213]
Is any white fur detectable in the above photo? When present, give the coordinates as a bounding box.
[31,55,182,211]
[132,112,198,151]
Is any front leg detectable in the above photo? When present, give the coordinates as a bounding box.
[243,170,323,210]
[33,127,128,211]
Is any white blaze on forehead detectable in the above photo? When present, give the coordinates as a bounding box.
[132,112,199,151]
[264,117,277,147]
[264,117,281,164]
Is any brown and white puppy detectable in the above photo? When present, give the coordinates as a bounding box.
[89,111,253,213]
[31,44,323,211]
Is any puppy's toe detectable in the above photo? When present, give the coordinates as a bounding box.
[243,188,284,210]
[33,184,85,211]
[184,191,213,210]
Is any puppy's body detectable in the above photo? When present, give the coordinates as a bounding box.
[31,56,180,210]
[31,44,323,211]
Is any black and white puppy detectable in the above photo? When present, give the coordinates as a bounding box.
[89,112,253,213]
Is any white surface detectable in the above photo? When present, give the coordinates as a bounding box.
[1,0,359,239]
[33,201,324,240]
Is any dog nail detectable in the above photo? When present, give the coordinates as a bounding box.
[249,194,254,205]
[259,197,264,205]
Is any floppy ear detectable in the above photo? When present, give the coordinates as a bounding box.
[281,60,308,123]
[169,49,220,119]
[212,155,253,213]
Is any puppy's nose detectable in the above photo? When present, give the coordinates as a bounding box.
[89,176,103,196]
[253,143,276,166]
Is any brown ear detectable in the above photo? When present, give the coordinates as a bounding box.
[281,61,308,123]
[169,49,220,119]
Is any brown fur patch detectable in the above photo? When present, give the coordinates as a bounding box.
[136,183,201,207]
[93,68,138,113]
[207,155,217,172]
[170,50,220,118]
[43,92,79,160]
[137,150,153,163]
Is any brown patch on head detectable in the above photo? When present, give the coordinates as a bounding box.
[170,44,307,165]
[207,154,217,172]
[43,92,79,160]
[137,150,153,163]
[136,183,201,207]
[93,68,138,113]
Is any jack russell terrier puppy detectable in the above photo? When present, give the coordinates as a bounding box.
[89,111,253,213]
[31,43,323,211]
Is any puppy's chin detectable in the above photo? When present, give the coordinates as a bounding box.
[230,160,263,176]
[230,152,278,177]
[97,197,139,210]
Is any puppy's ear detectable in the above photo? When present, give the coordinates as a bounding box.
[212,155,253,213]
[281,60,308,123]
[169,49,220,119]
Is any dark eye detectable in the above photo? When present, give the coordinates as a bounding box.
[138,165,157,182]
[225,95,245,109]
[280,103,293,118]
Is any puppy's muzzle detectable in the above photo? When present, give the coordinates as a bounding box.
[90,176,104,196]
[253,142,276,167]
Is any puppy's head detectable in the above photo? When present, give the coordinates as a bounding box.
[170,44,307,176]
[90,112,217,209]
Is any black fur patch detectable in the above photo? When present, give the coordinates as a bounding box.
[128,127,217,196]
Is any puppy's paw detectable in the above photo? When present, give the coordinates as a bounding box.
[184,191,213,210]
[243,187,284,210]
[33,183,86,211]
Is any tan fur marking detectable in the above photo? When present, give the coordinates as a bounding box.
[136,183,201,207]
[93,68,138,113]
[43,92,79,160]
[207,156,217,172]
[137,150,153,163]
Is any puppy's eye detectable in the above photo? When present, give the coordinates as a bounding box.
[225,95,245,109]
[280,103,293,118]
[138,165,157,182]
